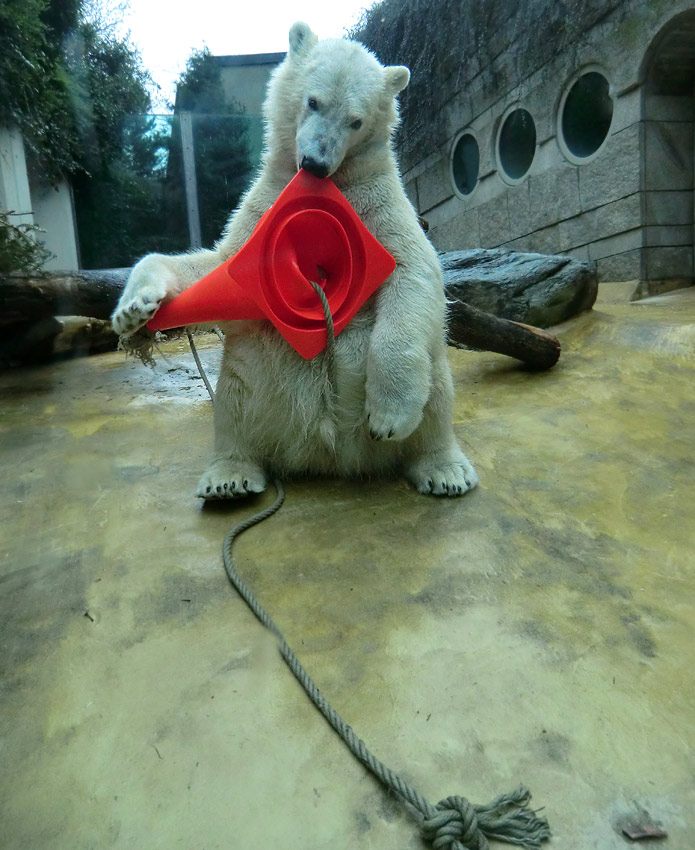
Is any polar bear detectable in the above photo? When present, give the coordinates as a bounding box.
[112,22,478,498]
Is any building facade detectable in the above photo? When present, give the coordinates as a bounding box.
[396,0,695,294]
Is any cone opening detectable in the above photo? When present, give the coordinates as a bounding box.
[261,201,367,331]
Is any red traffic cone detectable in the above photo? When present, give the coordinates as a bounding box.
[147,169,396,359]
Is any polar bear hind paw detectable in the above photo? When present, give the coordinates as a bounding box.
[406,453,479,497]
[196,458,267,500]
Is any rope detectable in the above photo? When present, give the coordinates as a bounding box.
[187,278,550,850]
[186,329,215,403]
[307,279,337,436]
[222,484,550,850]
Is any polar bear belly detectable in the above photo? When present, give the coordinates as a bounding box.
[217,319,403,479]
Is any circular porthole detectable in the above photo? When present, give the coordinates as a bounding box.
[558,68,613,163]
[450,130,480,198]
[497,107,536,184]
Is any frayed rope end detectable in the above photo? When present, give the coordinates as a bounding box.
[422,786,550,850]
[118,328,167,368]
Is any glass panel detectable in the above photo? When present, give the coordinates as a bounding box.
[498,108,536,181]
[561,72,613,159]
[72,113,263,269]
[190,113,259,248]
[452,133,479,195]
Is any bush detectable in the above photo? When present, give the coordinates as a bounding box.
[0,213,53,275]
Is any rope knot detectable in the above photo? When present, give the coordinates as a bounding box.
[421,787,550,850]
[422,796,486,850]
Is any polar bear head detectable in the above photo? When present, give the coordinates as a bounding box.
[263,22,410,179]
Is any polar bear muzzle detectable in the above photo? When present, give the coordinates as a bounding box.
[300,155,330,179]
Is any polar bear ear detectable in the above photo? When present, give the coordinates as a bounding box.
[385,66,410,95]
[288,22,318,59]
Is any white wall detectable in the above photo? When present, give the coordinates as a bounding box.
[0,125,34,229]
[0,124,80,271]
[29,175,80,271]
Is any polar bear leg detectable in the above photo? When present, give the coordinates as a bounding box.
[402,350,479,497]
[195,363,268,500]
[112,251,220,335]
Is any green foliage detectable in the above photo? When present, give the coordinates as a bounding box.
[176,48,228,114]
[66,25,169,268]
[75,48,254,267]
[64,23,153,174]
[1,2,253,268]
[0,213,53,276]
[0,0,81,179]
[72,114,176,268]
[0,0,153,186]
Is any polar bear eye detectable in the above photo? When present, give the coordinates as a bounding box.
[307,97,318,111]
[350,119,363,130]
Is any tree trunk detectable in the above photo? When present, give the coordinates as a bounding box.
[447,297,560,370]
[0,269,129,326]
[1,256,572,369]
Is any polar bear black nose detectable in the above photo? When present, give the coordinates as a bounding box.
[300,156,330,179]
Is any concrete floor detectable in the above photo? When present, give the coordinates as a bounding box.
[1,284,693,849]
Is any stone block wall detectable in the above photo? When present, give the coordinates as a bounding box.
[642,87,694,291]
[398,0,695,292]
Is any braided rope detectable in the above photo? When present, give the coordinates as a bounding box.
[186,329,215,402]
[221,485,550,849]
[307,279,337,430]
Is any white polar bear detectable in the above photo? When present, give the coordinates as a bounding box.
[112,22,478,499]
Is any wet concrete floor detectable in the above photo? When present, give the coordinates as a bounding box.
[1,283,693,848]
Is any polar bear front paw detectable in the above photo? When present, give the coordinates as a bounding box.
[366,401,424,442]
[112,255,176,335]
[196,458,267,500]
[406,451,479,497]
[112,290,165,335]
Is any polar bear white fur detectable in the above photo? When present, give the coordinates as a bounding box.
[112,22,478,498]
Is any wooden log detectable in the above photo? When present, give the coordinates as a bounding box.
[2,249,597,331]
[447,297,561,370]
[52,317,119,356]
[1,316,119,366]
[0,269,130,326]
[1,263,563,368]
